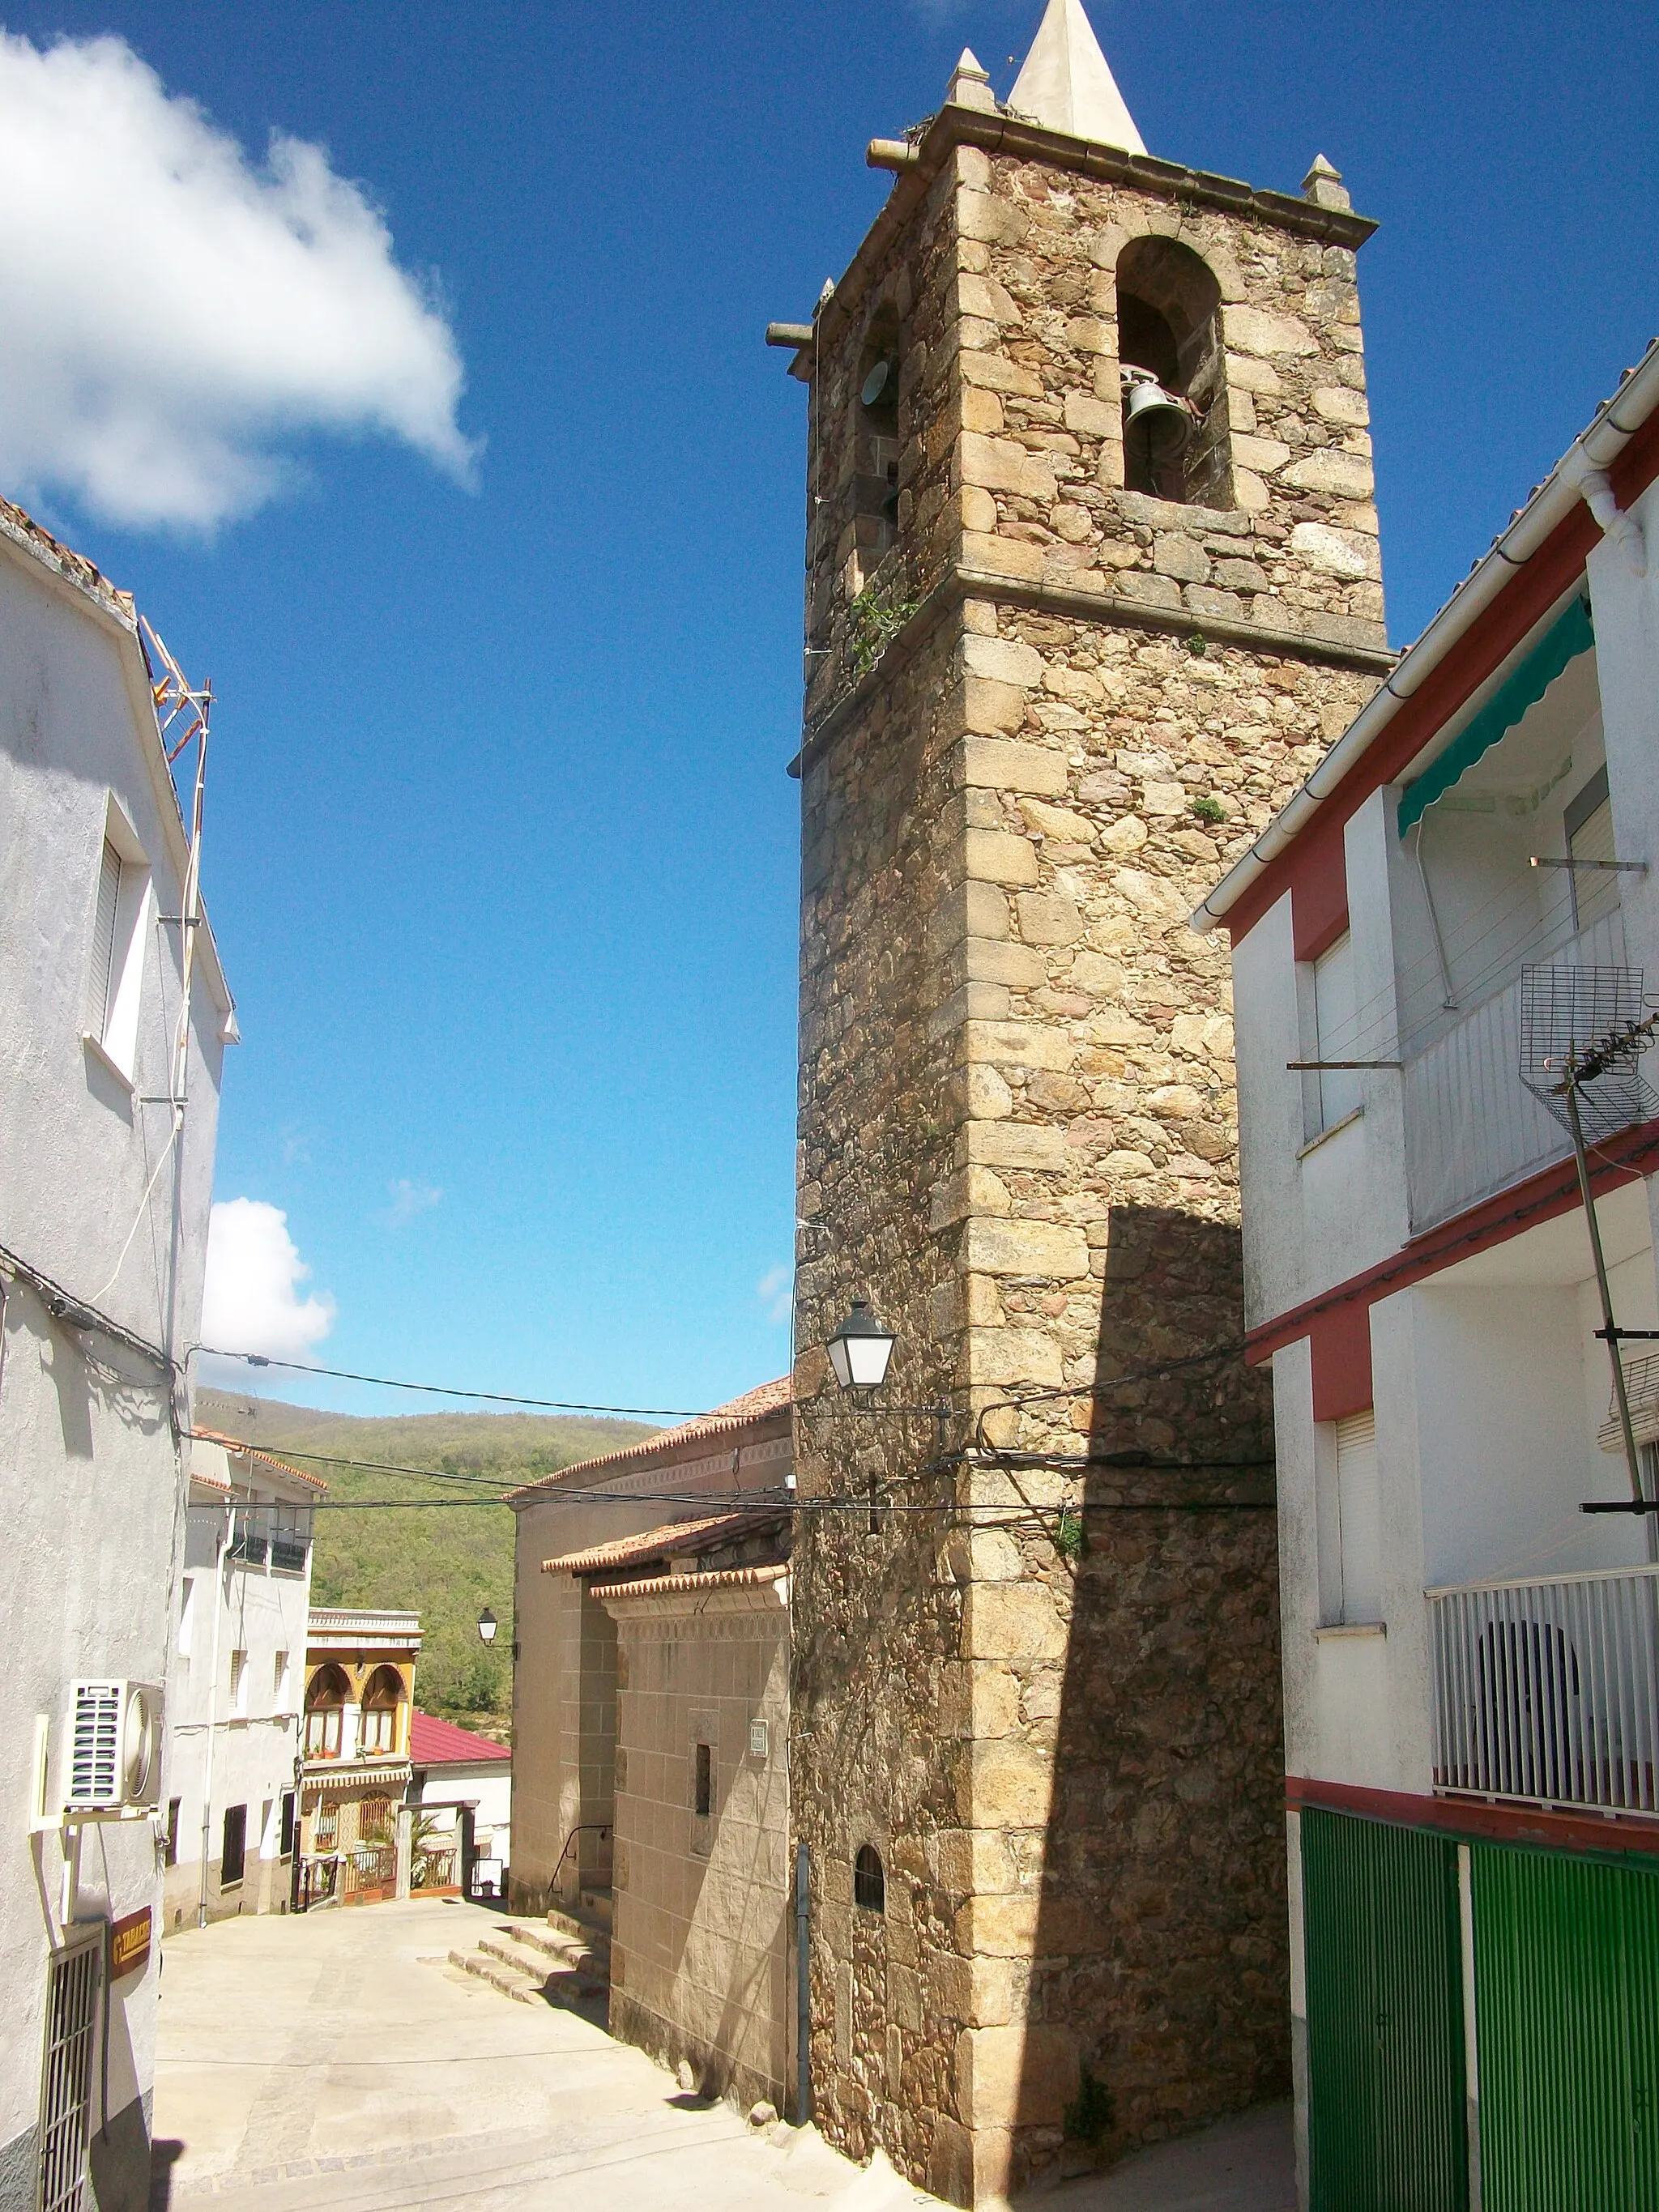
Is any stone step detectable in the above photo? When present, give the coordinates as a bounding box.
[578,1886,614,1931]
[545,1903,612,1962]
[450,1946,606,2010]
[502,1921,607,1975]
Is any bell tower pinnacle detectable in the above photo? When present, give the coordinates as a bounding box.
[774,3,1391,2198]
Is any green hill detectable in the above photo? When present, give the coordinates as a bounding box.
[195,1388,659,1739]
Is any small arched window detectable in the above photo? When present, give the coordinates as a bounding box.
[303,1663,348,1759]
[360,1664,403,1755]
[854,1843,885,1914]
[853,309,902,558]
[1115,237,1228,509]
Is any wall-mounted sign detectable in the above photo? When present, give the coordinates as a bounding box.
[109,1907,152,1980]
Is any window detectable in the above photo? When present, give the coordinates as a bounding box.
[228,1649,248,1716]
[1312,932,1363,1134]
[852,307,902,562]
[360,1665,402,1754]
[274,1650,290,1705]
[1335,1409,1382,1623]
[279,1790,296,1859]
[693,1741,712,1818]
[1566,766,1618,934]
[854,1844,885,1914]
[304,1664,348,1758]
[221,1803,247,1887]
[164,1797,181,1868]
[85,819,151,1081]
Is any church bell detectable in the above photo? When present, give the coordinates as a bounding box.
[1122,367,1192,460]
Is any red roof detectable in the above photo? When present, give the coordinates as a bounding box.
[509,1376,791,1501]
[542,1506,790,1577]
[191,1428,330,1492]
[410,1709,510,1766]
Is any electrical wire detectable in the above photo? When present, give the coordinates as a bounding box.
[193,1347,699,1419]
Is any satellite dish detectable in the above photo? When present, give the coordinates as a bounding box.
[861,360,894,409]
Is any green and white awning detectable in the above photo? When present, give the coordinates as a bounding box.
[1397,595,1594,837]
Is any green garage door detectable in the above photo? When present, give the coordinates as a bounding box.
[1471,1844,1659,2211]
[1302,1808,1469,2211]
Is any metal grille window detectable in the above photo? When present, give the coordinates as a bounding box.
[36,1933,100,2212]
[1335,1409,1382,1624]
[279,1790,296,1859]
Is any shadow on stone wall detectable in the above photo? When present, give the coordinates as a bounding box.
[1009,1203,1288,2190]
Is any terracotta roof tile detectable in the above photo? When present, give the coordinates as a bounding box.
[541,1506,789,1577]
[0,494,135,628]
[190,1428,330,1492]
[591,1562,790,1603]
[509,1376,791,1501]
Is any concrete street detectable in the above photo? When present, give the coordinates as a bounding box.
[149,1899,1294,2211]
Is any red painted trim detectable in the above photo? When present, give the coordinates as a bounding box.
[1287,1773,1659,1861]
[1230,397,1659,953]
[1226,514,1600,949]
[1310,1301,1373,1423]
[1246,1115,1659,1364]
[1292,831,1349,964]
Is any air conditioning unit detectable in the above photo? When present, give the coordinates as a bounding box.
[66,1681,164,1813]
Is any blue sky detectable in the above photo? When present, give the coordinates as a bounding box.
[6,0,1656,1417]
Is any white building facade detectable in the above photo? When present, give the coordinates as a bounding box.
[161,1438,323,1931]
[0,499,234,2212]
[408,1711,512,1897]
[1199,344,1659,2208]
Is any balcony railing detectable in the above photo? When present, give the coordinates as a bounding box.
[1402,906,1626,1232]
[1429,1562,1659,1816]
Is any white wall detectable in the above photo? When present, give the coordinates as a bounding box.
[0,531,229,2200]
[164,1478,315,1930]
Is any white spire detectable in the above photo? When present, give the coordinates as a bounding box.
[1007,0,1146,154]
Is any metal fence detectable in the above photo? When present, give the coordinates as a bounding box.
[1429,1563,1659,1813]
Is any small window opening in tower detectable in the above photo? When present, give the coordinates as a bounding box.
[854,309,902,561]
[1115,237,1229,508]
[854,1843,885,1913]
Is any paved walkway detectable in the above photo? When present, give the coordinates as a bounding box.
[150,1898,1294,2210]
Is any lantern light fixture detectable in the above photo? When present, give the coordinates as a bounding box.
[476,1606,498,1647]
[825,1299,898,1393]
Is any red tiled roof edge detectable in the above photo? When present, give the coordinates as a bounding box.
[541,1505,790,1577]
[590,1562,791,1603]
[190,1428,330,1492]
[507,1376,791,1502]
[409,1709,511,1765]
[0,494,136,629]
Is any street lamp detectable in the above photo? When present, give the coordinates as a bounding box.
[825,1299,897,1392]
[476,1606,497,1647]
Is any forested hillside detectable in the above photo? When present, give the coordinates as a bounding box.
[195,1389,658,1738]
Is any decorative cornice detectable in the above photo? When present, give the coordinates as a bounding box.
[786,102,1376,381]
[791,560,1396,782]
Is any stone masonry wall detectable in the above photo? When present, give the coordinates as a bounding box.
[791,100,1389,2208]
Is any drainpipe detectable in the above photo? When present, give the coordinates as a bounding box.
[794,1842,811,2124]
[198,1501,232,1929]
[1562,444,1648,576]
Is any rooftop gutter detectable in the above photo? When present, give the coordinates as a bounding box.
[1192,337,1659,935]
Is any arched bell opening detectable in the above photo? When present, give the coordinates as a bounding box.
[1115,237,1230,507]
[852,308,902,562]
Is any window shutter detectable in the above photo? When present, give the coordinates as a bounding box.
[1336,1408,1381,1623]
[91,840,122,1035]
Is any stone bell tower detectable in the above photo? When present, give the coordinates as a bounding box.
[774,2,1392,2199]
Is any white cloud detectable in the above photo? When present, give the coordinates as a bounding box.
[757,1264,793,1327]
[0,32,476,530]
[381,1178,442,1229]
[200,1198,335,1372]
